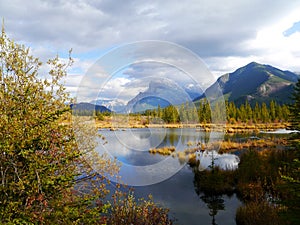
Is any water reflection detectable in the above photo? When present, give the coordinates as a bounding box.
[193,162,237,225]
[166,129,179,146]
[197,150,240,171]
[200,194,225,225]
[98,128,191,186]
[99,128,240,224]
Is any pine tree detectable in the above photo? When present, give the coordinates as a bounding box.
[281,105,290,122]
[202,99,211,124]
[261,102,270,123]
[157,104,162,118]
[245,101,253,122]
[227,101,237,123]
[198,100,205,123]
[290,79,300,130]
[270,100,276,122]
[276,104,283,122]
[180,103,188,123]
[237,104,246,122]
[253,102,261,123]
[189,104,198,123]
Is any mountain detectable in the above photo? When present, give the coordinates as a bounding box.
[196,62,299,106]
[71,102,111,113]
[184,83,203,100]
[126,79,196,113]
[90,99,126,113]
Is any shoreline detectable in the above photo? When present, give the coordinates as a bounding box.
[95,120,289,133]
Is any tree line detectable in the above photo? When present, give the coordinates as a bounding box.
[139,99,290,124]
[73,99,290,125]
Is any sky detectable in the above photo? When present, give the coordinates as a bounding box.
[1,0,300,104]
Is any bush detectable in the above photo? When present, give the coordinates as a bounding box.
[107,193,174,225]
[0,25,172,224]
[236,201,282,225]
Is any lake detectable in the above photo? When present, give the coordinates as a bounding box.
[96,128,288,225]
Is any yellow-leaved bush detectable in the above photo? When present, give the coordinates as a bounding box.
[0,26,173,224]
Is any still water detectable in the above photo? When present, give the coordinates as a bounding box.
[96,128,285,225]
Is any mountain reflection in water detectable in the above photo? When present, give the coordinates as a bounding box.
[98,128,241,224]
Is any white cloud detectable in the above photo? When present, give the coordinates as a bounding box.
[2,0,300,100]
[3,0,299,54]
[240,8,300,72]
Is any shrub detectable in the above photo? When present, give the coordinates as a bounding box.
[107,193,174,225]
[236,201,282,225]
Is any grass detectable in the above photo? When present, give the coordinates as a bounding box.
[236,201,283,225]
[149,146,176,155]
[149,137,287,157]
[91,116,289,133]
[147,137,288,168]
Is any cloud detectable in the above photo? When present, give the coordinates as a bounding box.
[98,77,143,101]
[2,0,300,101]
[122,62,206,90]
[3,0,299,54]
[72,40,216,102]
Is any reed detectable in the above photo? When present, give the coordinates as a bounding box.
[149,146,176,155]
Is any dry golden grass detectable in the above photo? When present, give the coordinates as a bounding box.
[207,138,287,154]
[70,116,289,134]
[149,146,176,155]
[148,137,287,160]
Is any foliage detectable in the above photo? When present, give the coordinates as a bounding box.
[234,146,299,224]
[0,25,91,223]
[289,79,300,130]
[194,167,235,196]
[0,26,173,224]
[236,201,282,225]
[277,138,300,225]
[271,80,300,223]
[189,143,299,225]
[136,98,290,124]
[236,149,263,184]
[107,193,173,225]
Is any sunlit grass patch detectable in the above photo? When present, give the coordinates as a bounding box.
[149,146,176,155]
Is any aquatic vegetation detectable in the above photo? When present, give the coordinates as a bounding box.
[236,201,282,225]
[149,146,176,155]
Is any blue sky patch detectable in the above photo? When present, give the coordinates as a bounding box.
[283,21,300,37]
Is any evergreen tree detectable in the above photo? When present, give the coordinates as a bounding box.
[227,101,237,123]
[179,103,188,123]
[212,101,223,123]
[253,102,261,123]
[281,105,290,122]
[276,104,283,122]
[270,100,277,121]
[237,104,246,122]
[198,100,205,123]
[157,104,162,118]
[185,102,191,122]
[261,102,270,123]
[189,105,198,123]
[201,99,211,123]
[245,100,253,122]
[290,79,300,130]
